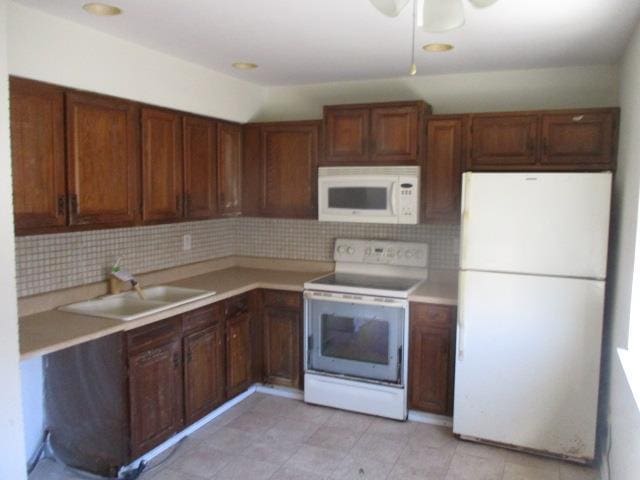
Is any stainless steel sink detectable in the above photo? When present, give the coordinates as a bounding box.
[59,286,216,321]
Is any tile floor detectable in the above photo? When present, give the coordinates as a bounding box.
[29,393,600,480]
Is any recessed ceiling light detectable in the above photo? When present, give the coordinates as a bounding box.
[232,62,258,70]
[82,3,122,16]
[422,43,454,53]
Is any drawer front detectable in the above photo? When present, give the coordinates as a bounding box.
[410,303,454,328]
[225,293,250,318]
[263,290,301,309]
[127,316,182,354]
[182,303,223,334]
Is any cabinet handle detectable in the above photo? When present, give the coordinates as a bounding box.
[173,353,180,368]
[68,194,78,215]
[176,195,182,213]
[232,334,237,339]
[184,193,191,213]
[57,195,66,216]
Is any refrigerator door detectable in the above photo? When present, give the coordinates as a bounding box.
[460,172,611,279]
[453,270,605,461]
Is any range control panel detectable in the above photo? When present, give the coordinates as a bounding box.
[334,239,429,268]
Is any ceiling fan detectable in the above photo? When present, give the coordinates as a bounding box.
[370,0,498,32]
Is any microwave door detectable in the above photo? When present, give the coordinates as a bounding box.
[319,177,397,223]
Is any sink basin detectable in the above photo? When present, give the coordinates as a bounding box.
[59,286,216,321]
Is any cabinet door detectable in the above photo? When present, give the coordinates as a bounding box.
[66,92,139,226]
[323,107,370,163]
[184,323,225,425]
[262,123,319,218]
[264,306,301,388]
[141,108,183,223]
[469,115,538,168]
[241,124,263,216]
[409,303,455,415]
[424,117,464,222]
[129,339,183,458]
[217,122,242,216]
[10,78,67,233]
[183,116,218,219]
[541,111,616,168]
[371,106,419,163]
[226,313,252,397]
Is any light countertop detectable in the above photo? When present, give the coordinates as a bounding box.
[19,264,458,360]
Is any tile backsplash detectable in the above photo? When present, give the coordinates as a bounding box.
[15,218,459,297]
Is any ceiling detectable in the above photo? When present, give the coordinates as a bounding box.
[12,0,640,86]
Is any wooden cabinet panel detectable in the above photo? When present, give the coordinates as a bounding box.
[184,116,218,219]
[263,306,301,388]
[184,323,225,425]
[241,124,263,216]
[226,312,252,397]
[371,106,419,163]
[424,117,464,222]
[128,338,183,458]
[141,108,183,223]
[262,123,319,217]
[10,78,66,233]
[217,122,242,216]
[409,303,455,415]
[66,92,140,227]
[469,114,538,168]
[323,107,370,163]
[541,111,617,167]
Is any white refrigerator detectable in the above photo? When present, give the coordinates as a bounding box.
[453,172,612,462]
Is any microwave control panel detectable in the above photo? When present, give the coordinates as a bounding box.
[397,176,419,224]
[334,239,428,268]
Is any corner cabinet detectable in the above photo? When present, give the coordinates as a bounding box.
[323,101,430,165]
[224,293,253,397]
[217,121,243,216]
[409,303,456,415]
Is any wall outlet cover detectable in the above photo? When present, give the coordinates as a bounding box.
[182,234,192,251]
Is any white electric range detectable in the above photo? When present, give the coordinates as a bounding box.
[303,238,429,420]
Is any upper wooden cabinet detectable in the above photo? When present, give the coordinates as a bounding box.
[424,116,464,223]
[243,121,319,219]
[323,101,430,165]
[183,116,218,220]
[66,91,140,227]
[141,108,184,223]
[217,122,243,216]
[10,77,66,233]
[466,108,618,171]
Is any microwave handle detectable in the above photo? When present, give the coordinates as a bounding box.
[390,182,398,215]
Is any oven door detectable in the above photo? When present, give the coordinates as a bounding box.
[318,176,399,223]
[304,292,407,385]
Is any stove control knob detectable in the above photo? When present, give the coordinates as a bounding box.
[347,246,355,255]
[337,245,346,254]
[406,250,414,258]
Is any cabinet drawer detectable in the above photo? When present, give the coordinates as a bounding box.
[225,293,250,318]
[410,303,454,328]
[126,317,182,354]
[182,304,223,334]
[263,290,301,309]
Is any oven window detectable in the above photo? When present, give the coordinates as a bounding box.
[328,187,387,210]
[321,314,389,365]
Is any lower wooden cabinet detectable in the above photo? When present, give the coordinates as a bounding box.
[409,303,456,415]
[263,290,302,388]
[225,294,253,397]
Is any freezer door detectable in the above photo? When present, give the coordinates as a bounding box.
[460,172,611,278]
[453,270,604,461]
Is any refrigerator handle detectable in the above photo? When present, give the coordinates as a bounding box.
[460,173,471,266]
[457,272,466,361]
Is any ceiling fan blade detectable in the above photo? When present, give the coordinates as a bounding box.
[422,0,465,32]
[468,0,499,8]
[369,0,411,17]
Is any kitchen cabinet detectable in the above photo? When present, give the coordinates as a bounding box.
[242,122,320,218]
[467,108,618,171]
[424,116,464,222]
[184,116,218,219]
[10,77,66,234]
[141,108,184,223]
[183,304,226,425]
[263,290,302,388]
[127,317,184,458]
[217,121,243,216]
[225,293,252,397]
[409,303,456,415]
[323,101,430,165]
[66,91,140,227]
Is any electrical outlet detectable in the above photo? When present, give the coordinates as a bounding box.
[182,234,192,251]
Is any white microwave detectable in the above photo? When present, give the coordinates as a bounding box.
[318,166,420,224]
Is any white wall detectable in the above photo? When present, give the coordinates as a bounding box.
[604,18,640,480]
[0,0,27,478]
[7,3,266,123]
[255,65,619,121]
